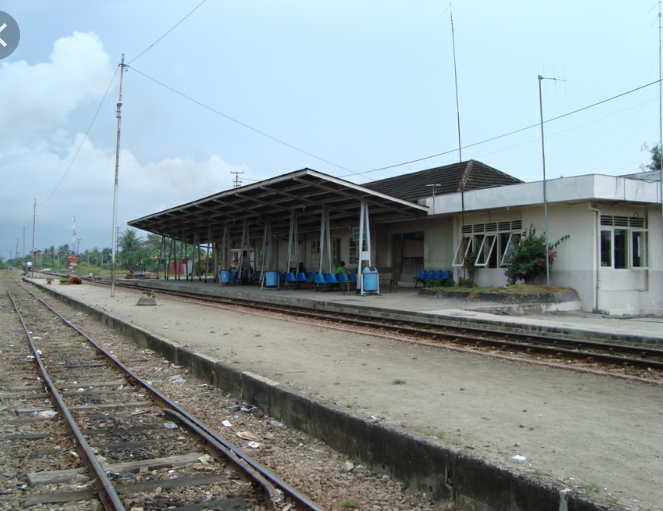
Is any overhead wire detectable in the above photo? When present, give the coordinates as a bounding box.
[128,0,208,65]
[346,78,663,179]
[38,66,120,207]
[127,65,358,175]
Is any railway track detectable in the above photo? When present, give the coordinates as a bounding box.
[104,278,663,381]
[1,281,323,510]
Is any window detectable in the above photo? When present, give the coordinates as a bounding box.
[599,215,647,270]
[349,239,358,264]
[631,230,648,268]
[600,230,612,267]
[310,240,320,269]
[453,220,522,268]
[332,239,341,266]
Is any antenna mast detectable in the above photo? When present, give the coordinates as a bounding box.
[111,54,126,297]
[450,12,466,277]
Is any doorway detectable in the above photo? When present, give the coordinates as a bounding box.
[393,232,424,281]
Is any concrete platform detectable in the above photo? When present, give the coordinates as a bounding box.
[129,278,663,347]
[27,277,663,511]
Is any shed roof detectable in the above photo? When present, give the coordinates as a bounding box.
[128,168,429,244]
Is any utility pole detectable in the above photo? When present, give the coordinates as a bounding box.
[231,169,244,188]
[538,74,565,287]
[658,1,663,303]
[111,54,126,297]
[31,199,36,277]
[450,13,466,279]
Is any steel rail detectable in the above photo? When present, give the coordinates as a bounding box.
[6,288,126,511]
[117,283,663,371]
[17,281,325,511]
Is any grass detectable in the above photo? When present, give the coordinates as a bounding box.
[392,379,406,385]
[428,283,573,294]
[579,484,601,493]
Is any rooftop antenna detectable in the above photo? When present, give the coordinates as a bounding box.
[231,169,244,188]
[450,10,466,278]
[538,72,566,287]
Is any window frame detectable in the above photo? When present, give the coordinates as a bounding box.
[599,223,648,270]
[452,236,474,267]
[630,228,648,270]
[474,234,496,267]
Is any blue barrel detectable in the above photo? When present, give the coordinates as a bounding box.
[362,267,378,291]
[264,271,278,287]
[219,270,231,285]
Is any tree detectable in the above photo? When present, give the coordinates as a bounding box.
[118,229,145,270]
[640,143,662,172]
[503,226,569,285]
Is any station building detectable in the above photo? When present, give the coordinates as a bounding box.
[128,160,663,316]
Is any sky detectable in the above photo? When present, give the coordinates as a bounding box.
[1,0,662,260]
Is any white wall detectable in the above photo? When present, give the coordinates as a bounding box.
[436,201,663,315]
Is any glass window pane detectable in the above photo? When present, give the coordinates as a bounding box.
[614,229,627,269]
[600,230,612,267]
[452,238,466,266]
[632,231,648,268]
[499,232,512,266]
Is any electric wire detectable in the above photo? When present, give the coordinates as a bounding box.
[128,0,208,65]
[38,66,120,207]
[127,65,357,174]
[349,78,663,178]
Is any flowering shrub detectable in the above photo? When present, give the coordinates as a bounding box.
[503,226,569,285]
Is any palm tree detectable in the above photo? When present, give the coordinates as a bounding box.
[119,229,144,270]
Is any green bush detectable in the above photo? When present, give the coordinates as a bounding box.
[457,277,475,288]
[503,226,569,285]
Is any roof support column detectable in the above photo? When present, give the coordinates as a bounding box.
[357,200,373,295]
[318,206,332,274]
[259,220,272,288]
[286,212,299,273]
[157,235,165,280]
[205,226,213,283]
[178,232,185,281]
[238,220,251,285]
[192,230,200,281]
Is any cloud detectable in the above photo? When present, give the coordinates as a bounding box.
[0,32,113,148]
[0,32,244,258]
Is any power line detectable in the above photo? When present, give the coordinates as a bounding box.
[127,65,358,175]
[38,66,120,206]
[347,78,663,178]
[128,0,208,65]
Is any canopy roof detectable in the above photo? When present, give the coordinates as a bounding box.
[128,168,429,244]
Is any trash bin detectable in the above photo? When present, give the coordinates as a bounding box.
[362,266,378,292]
[264,271,279,287]
[219,270,231,285]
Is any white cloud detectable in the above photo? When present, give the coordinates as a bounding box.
[0,32,113,148]
[0,32,244,258]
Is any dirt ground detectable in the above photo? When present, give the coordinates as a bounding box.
[30,278,663,511]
